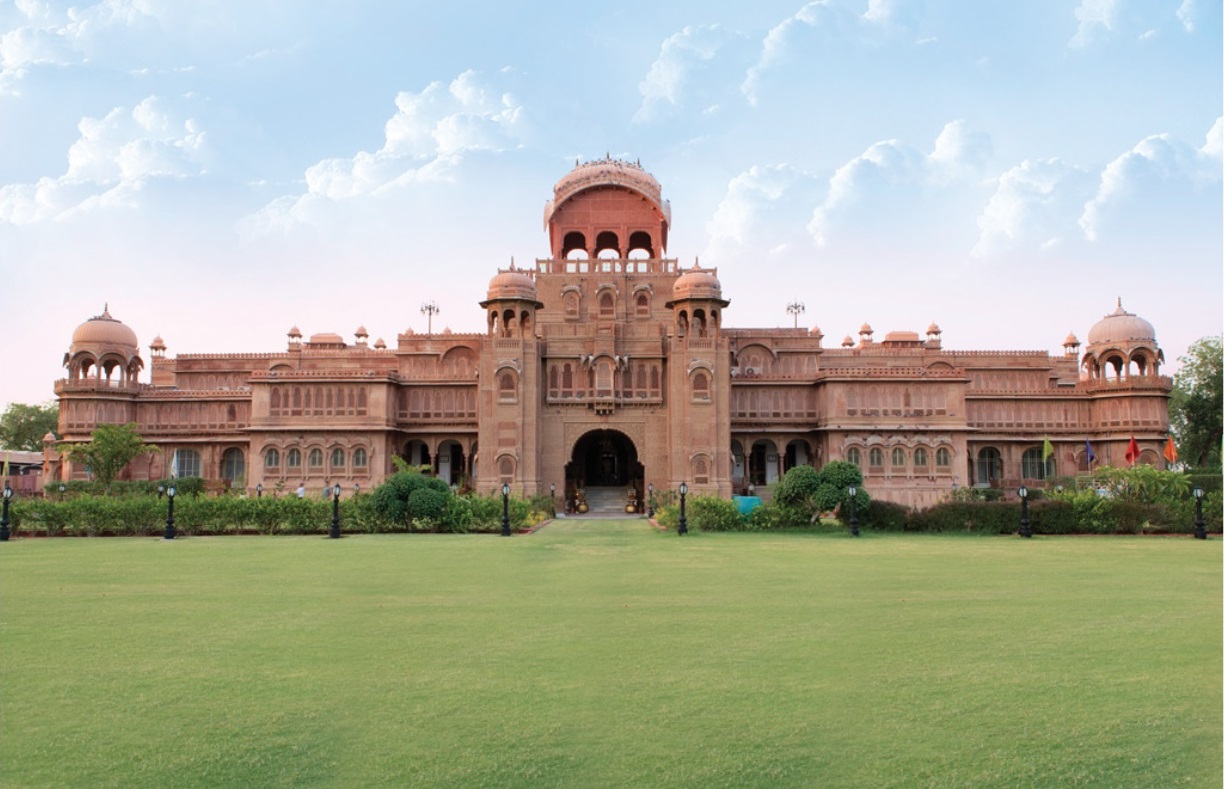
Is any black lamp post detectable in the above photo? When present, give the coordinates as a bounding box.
[1018,485,1031,538]
[550,482,556,515]
[330,483,341,539]
[58,483,66,500]
[157,484,165,499]
[164,484,176,540]
[354,483,360,496]
[501,483,512,537]
[0,483,13,541]
[847,484,859,537]
[1193,486,1206,540]
[678,482,688,535]
[647,482,655,518]
[256,483,263,498]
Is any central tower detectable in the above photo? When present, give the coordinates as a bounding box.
[475,158,732,503]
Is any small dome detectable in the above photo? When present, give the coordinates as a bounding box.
[859,323,873,335]
[927,322,941,335]
[1064,332,1080,346]
[355,325,368,337]
[842,335,855,347]
[810,325,823,337]
[486,268,538,301]
[288,325,302,338]
[374,337,387,350]
[43,431,56,442]
[150,335,166,349]
[1087,300,1156,346]
[672,265,722,301]
[71,306,138,349]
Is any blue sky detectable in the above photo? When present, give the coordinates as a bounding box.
[1,0,1220,410]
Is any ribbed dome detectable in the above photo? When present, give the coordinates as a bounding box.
[1087,300,1155,346]
[927,322,941,335]
[552,157,664,214]
[1064,332,1080,346]
[672,266,722,301]
[71,306,138,349]
[486,268,538,301]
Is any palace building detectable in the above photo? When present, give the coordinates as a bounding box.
[47,158,1173,508]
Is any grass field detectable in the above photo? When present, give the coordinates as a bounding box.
[1,521,1220,788]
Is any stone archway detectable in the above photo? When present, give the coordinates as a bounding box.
[567,429,643,489]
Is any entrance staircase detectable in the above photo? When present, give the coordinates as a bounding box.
[576,486,638,517]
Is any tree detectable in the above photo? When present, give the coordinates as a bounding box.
[1169,336,1222,469]
[63,423,159,488]
[0,402,59,451]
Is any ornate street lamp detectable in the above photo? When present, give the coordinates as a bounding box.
[647,482,655,518]
[164,484,177,540]
[330,483,342,539]
[501,483,512,537]
[1193,486,1206,540]
[354,483,360,496]
[550,482,556,514]
[1018,485,1031,538]
[421,301,440,336]
[157,484,165,499]
[786,301,805,329]
[0,483,13,541]
[847,484,859,537]
[59,483,66,500]
[678,482,689,535]
[256,483,263,498]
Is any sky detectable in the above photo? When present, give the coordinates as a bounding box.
[1,0,1220,411]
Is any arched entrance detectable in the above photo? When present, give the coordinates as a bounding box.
[568,429,641,487]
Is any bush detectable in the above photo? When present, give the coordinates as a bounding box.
[370,471,452,528]
[407,488,448,523]
[860,500,910,532]
[773,466,822,507]
[744,503,808,531]
[689,496,744,531]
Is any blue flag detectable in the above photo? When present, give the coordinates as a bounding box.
[1085,440,1096,466]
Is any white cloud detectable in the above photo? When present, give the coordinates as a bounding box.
[1176,0,1197,32]
[809,120,991,246]
[0,0,158,94]
[241,69,526,237]
[704,164,821,257]
[634,25,735,123]
[0,95,206,224]
[1069,0,1119,49]
[972,158,1093,258]
[1079,117,1223,241]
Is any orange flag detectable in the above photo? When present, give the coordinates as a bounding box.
[1163,436,1178,464]
[1125,437,1140,465]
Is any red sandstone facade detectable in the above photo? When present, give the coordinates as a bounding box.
[48,159,1172,507]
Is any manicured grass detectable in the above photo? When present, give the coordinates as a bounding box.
[1,523,1219,787]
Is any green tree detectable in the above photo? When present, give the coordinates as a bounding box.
[1170,336,1222,469]
[62,423,159,488]
[0,402,59,451]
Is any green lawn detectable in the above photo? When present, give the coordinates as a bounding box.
[1,522,1219,788]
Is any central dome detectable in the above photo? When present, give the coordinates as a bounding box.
[71,306,138,349]
[544,157,671,229]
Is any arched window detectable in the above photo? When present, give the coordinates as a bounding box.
[221,448,244,484]
[287,448,302,468]
[913,448,928,468]
[562,231,587,258]
[846,447,861,467]
[635,292,650,318]
[692,371,710,401]
[1021,447,1052,479]
[498,456,514,482]
[891,448,906,467]
[175,449,201,479]
[308,449,324,469]
[936,448,952,468]
[270,388,281,413]
[352,448,368,468]
[499,371,516,401]
[264,448,280,469]
[599,292,614,318]
[869,448,884,468]
[330,448,345,469]
[976,447,1001,482]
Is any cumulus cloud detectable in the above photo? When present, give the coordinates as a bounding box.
[0,0,157,94]
[0,95,206,224]
[241,69,526,237]
[634,24,740,123]
[809,120,991,246]
[1176,0,1197,32]
[1068,0,1119,48]
[971,159,1093,258]
[703,164,824,260]
[1079,116,1223,241]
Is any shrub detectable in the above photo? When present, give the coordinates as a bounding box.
[745,503,808,531]
[689,496,744,531]
[860,500,910,532]
[441,496,474,533]
[407,488,448,523]
[370,471,450,527]
[773,466,821,507]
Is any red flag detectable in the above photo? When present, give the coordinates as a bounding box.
[1125,437,1140,465]
[1163,436,1178,464]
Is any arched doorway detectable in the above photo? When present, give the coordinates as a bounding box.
[567,429,643,491]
